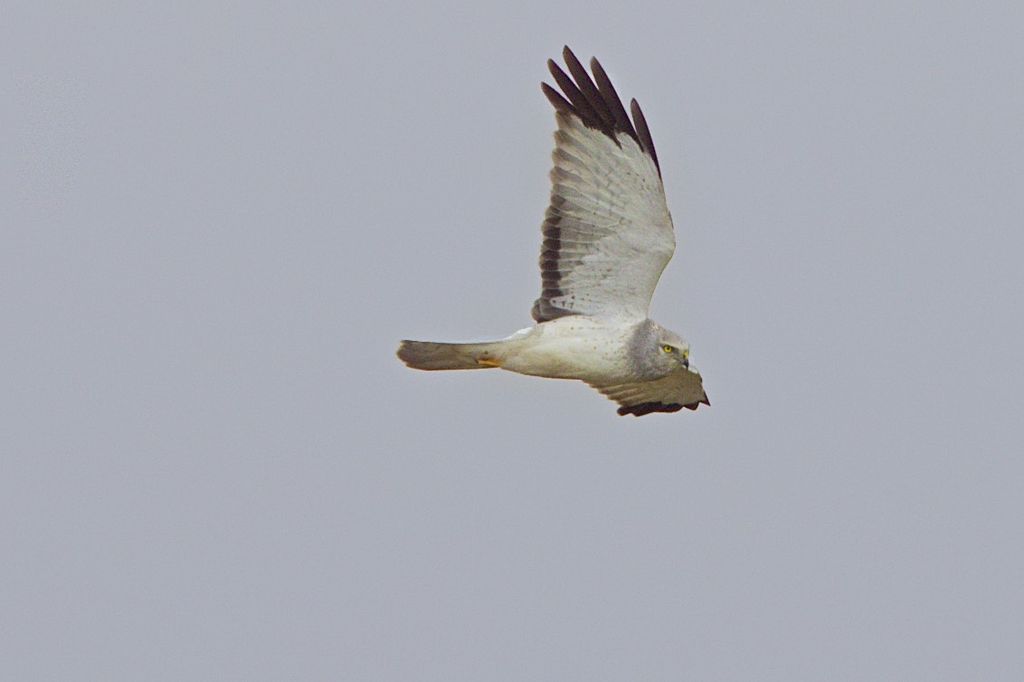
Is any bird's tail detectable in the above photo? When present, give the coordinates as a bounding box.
[397,340,509,371]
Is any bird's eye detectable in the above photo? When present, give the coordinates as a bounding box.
[662,344,674,353]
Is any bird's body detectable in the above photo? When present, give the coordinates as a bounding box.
[501,316,635,382]
[397,47,710,416]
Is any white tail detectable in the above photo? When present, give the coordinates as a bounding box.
[396,340,506,371]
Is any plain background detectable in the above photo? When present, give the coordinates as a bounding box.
[4,1,1023,680]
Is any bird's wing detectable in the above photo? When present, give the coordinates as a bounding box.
[587,369,709,417]
[532,47,675,324]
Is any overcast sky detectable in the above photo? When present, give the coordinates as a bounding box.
[4,2,1024,680]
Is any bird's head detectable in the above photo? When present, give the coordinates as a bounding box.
[654,328,694,370]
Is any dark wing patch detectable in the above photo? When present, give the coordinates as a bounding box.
[589,57,635,147]
[617,394,710,417]
[629,99,660,175]
[532,192,574,322]
[617,402,685,417]
[542,46,660,176]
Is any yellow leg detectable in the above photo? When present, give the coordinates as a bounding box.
[476,357,501,368]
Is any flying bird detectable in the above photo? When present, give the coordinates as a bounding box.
[397,47,709,416]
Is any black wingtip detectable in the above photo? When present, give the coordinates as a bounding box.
[629,98,660,176]
[542,47,661,174]
[546,55,606,136]
[617,402,686,417]
[541,82,574,116]
[562,47,615,133]
[616,394,709,416]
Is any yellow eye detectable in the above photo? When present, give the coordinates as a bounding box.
[661,344,674,353]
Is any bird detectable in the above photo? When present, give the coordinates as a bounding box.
[397,46,709,417]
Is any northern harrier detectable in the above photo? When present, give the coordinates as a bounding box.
[397,47,709,417]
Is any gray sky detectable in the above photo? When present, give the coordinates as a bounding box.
[4,1,1023,680]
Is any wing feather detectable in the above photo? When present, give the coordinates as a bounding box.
[589,57,635,149]
[588,370,710,417]
[533,47,675,323]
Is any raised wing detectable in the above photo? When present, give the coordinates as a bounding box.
[532,47,675,324]
[588,369,710,417]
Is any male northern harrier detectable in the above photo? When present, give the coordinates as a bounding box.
[397,47,709,417]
